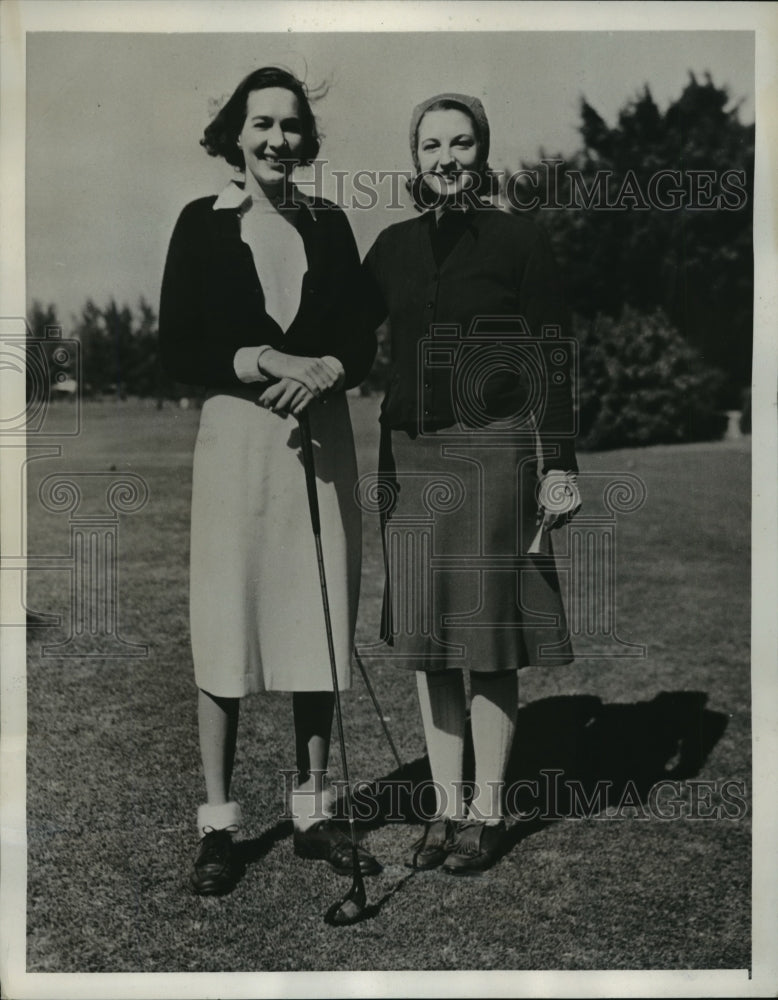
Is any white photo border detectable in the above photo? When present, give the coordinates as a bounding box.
[1,2,776,998]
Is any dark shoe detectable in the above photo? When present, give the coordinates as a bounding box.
[293,819,382,876]
[442,819,508,875]
[405,818,457,870]
[190,828,238,896]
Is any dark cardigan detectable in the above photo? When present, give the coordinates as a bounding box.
[362,207,578,473]
[159,195,377,390]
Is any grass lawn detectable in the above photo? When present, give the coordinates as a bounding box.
[24,396,751,971]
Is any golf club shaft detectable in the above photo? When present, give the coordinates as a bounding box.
[298,411,361,870]
[354,648,403,771]
[312,530,352,791]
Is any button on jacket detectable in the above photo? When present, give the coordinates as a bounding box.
[159,193,377,391]
[362,206,578,472]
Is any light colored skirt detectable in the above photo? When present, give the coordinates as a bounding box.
[378,421,573,671]
[189,389,360,697]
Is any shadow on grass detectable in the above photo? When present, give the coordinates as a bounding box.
[230,690,727,904]
[498,688,729,856]
[233,819,293,867]
[229,814,421,925]
[344,870,419,924]
[350,689,728,843]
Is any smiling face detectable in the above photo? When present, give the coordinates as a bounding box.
[236,87,304,194]
[416,107,481,198]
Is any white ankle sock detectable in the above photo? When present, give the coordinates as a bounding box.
[468,671,518,823]
[197,800,242,835]
[416,670,467,821]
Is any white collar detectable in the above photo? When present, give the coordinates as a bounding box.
[212,180,318,221]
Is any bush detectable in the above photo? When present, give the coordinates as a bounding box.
[575,307,728,450]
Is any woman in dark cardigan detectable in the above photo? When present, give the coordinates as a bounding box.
[159,67,378,895]
[362,93,581,873]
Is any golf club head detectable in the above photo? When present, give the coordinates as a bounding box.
[324,876,367,927]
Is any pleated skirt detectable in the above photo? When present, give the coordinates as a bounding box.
[378,420,573,672]
[189,389,360,697]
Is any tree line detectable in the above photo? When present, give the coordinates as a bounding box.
[28,297,170,402]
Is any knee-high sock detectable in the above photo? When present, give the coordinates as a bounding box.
[416,670,467,820]
[289,774,335,831]
[468,670,518,823]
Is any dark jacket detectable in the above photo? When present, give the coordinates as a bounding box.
[362,206,578,472]
[159,194,376,390]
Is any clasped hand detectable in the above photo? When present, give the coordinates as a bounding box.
[256,351,341,417]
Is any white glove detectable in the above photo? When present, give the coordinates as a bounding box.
[528,470,581,555]
[537,470,582,525]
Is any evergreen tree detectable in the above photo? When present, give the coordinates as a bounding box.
[512,73,754,403]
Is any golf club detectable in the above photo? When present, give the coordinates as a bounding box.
[297,408,368,927]
[353,647,403,771]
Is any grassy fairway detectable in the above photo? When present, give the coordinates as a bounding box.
[24,396,750,971]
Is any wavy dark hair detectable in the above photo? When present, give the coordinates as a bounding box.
[201,66,322,169]
[406,98,499,211]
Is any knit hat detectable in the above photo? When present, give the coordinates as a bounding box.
[409,92,491,171]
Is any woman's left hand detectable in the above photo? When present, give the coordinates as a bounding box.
[257,377,315,417]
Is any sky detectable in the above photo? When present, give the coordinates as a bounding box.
[26,29,754,326]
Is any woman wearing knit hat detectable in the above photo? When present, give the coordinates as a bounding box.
[361,93,580,873]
